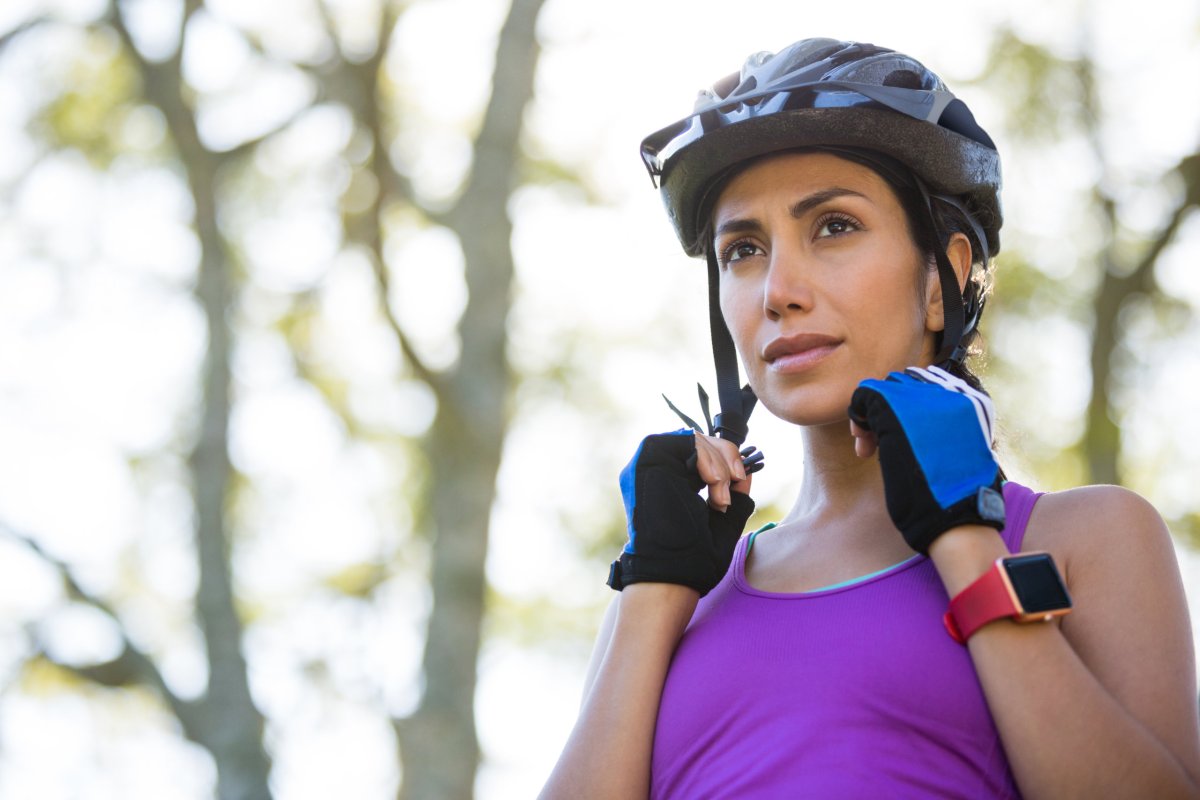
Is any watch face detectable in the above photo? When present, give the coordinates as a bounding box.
[1004,553,1072,613]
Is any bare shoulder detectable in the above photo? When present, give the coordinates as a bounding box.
[1021,483,1200,778]
[1022,484,1174,582]
[1023,483,1190,679]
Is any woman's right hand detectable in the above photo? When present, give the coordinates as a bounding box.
[606,430,755,597]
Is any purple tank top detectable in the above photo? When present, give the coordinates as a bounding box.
[651,481,1042,799]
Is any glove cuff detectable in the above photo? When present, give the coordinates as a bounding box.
[606,551,714,596]
[905,485,1006,555]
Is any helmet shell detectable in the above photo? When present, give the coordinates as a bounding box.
[641,39,1002,258]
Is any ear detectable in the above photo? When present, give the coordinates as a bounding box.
[924,232,973,333]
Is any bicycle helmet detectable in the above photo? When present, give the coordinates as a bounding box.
[641,38,1002,445]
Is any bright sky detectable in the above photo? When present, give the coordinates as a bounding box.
[0,0,1198,798]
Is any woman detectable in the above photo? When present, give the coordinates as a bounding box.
[541,39,1200,798]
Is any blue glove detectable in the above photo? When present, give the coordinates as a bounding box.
[848,366,1005,555]
[607,430,755,597]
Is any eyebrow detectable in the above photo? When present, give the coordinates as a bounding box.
[713,187,870,239]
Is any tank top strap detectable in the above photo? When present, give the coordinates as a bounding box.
[1000,480,1043,552]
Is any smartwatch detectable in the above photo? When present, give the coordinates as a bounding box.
[944,552,1072,644]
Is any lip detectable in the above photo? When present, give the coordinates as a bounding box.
[762,333,843,373]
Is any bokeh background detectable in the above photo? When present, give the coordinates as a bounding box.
[1,0,1198,797]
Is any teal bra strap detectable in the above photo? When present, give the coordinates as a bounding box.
[746,522,777,554]
[744,521,921,592]
[811,554,922,592]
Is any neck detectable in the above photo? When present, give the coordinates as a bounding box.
[781,419,904,555]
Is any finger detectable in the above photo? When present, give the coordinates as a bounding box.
[849,419,868,437]
[694,436,734,510]
[707,478,732,511]
[697,437,734,510]
[730,474,753,497]
[849,419,878,458]
[855,435,877,459]
[699,434,746,481]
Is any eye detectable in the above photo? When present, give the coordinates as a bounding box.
[718,239,765,268]
[815,212,861,239]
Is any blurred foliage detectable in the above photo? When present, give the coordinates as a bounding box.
[323,561,392,598]
[35,29,146,167]
[968,21,1199,508]
[485,589,607,656]
[18,654,92,695]
[988,250,1086,321]
[518,155,599,202]
[1175,513,1200,551]
[969,27,1087,141]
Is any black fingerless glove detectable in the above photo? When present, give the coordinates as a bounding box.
[607,430,755,597]
[848,367,1005,555]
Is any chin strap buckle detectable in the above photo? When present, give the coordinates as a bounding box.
[712,412,748,446]
[661,386,764,475]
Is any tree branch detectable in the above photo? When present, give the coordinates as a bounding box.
[368,249,446,393]
[1121,151,1200,297]
[448,0,548,227]
[312,1,447,394]
[364,1,431,214]
[106,0,216,173]
[0,521,202,740]
[1126,200,1188,296]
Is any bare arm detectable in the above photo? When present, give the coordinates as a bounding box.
[580,595,620,708]
[928,486,1200,799]
[539,583,698,800]
[542,434,750,799]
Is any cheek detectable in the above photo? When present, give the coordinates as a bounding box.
[824,259,927,365]
[719,280,761,361]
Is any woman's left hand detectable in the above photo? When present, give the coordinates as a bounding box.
[848,365,1005,554]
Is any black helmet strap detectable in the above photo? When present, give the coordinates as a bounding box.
[706,249,756,445]
[919,184,990,365]
[932,244,967,364]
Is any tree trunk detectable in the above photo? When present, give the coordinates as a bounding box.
[1084,263,1123,486]
[394,0,548,796]
[185,141,273,800]
[109,5,273,797]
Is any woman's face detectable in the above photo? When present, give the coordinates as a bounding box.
[713,151,942,427]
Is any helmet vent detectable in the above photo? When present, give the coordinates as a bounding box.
[711,72,740,100]
[883,69,924,90]
[734,76,758,101]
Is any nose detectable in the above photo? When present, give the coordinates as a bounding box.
[763,244,815,320]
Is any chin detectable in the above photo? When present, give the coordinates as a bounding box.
[753,381,855,428]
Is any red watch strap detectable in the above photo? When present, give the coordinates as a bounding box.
[943,560,1016,644]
